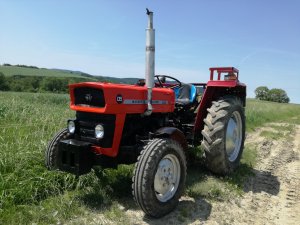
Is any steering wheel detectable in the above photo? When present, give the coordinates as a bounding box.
[154,75,182,89]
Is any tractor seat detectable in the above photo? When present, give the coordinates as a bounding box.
[173,84,197,105]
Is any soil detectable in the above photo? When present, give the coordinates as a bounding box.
[70,124,300,225]
[202,124,300,225]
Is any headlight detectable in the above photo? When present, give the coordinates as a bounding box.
[95,124,104,139]
[68,120,76,134]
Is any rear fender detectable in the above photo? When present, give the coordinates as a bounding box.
[154,127,188,151]
[194,83,246,136]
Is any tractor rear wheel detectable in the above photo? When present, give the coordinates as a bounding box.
[45,128,72,170]
[201,96,245,175]
[132,138,186,218]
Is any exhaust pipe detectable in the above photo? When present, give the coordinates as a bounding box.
[144,8,155,116]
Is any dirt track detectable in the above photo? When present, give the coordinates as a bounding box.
[201,124,300,225]
[70,124,300,225]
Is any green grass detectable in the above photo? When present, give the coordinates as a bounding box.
[186,145,256,200]
[260,130,282,140]
[259,123,295,141]
[0,92,82,224]
[0,91,134,224]
[1,92,300,224]
[0,65,85,78]
[246,99,300,130]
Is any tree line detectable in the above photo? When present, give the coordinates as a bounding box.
[3,63,39,69]
[255,86,290,103]
[0,72,92,93]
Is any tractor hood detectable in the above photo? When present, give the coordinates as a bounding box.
[69,82,175,114]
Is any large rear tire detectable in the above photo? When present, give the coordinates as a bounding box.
[201,96,245,175]
[45,128,72,170]
[132,138,186,218]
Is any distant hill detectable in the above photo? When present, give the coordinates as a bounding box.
[0,65,88,79]
[0,65,140,84]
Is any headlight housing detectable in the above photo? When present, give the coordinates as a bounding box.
[68,120,76,134]
[95,124,104,139]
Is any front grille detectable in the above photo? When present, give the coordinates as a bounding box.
[75,112,115,148]
[74,87,105,107]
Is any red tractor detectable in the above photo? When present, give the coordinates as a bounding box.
[46,9,246,218]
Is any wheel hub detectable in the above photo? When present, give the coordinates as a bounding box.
[154,154,180,202]
[226,111,243,162]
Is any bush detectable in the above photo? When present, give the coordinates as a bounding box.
[0,72,9,91]
[41,77,69,93]
[255,86,289,103]
[5,76,42,92]
[255,86,269,101]
[268,88,289,103]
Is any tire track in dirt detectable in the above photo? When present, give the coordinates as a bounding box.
[274,125,300,225]
[205,124,300,225]
[249,125,299,225]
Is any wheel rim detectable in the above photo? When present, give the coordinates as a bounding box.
[226,111,243,162]
[154,154,181,202]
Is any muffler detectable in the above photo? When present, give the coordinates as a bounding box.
[144,8,155,116]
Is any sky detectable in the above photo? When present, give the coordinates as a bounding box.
[0,0,299,103]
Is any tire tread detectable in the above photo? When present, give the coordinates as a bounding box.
[201,96,245,175]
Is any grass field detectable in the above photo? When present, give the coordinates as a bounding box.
[0,92,300,224]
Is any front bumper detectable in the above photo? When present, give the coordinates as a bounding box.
[59,139,94,175]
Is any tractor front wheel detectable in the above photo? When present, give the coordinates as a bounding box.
[201,96,245,175]
[132,138,186,218]
[45,128,72,170]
